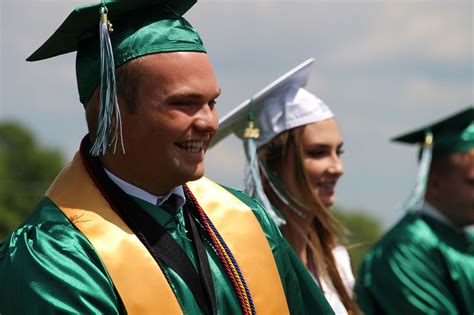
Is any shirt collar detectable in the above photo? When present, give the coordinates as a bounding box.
[104,168,186,209]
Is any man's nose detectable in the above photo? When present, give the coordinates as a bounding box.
[194,104,218,133]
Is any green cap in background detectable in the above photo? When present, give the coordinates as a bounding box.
[393,106,473,212]
[392,106,474,157]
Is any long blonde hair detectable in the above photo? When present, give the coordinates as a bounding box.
[259,126,357,314]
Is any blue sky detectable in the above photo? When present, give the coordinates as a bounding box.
[1,0,472,229]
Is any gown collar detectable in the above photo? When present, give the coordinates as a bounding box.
[420,201,466,232]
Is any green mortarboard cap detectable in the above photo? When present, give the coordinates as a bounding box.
[393,106,474,212]
[27,0,205,105]
[392,106,474,157]
[27,0,205,156]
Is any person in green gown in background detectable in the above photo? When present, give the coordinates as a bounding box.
[0,1,335,314]
[355,106,474,314]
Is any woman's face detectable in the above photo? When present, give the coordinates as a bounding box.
[280,118,344,208]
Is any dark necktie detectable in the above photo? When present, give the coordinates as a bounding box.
[159,194,179,215]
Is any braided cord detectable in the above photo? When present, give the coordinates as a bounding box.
[184,185,255,315]
[205,214,255,315]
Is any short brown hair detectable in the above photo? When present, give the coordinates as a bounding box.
[85,56,150,141]
[116,56,150,114]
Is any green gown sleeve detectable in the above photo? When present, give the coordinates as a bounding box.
[224,186,335,315]
[355,214,473,315]
[0,198,125,315]
[356,240,460,314]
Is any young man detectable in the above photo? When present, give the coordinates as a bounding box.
[356,106,474,314]
[0,1,334,314]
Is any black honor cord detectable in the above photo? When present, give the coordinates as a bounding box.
[80,137,217,315]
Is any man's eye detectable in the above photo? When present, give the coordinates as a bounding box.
[208,100,217,109]
[170,100,189,106]
[337,149,345,156]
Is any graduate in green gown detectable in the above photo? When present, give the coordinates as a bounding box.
[355,106,474,314]
[0,1,334,314]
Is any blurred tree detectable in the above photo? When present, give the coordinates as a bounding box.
[333,208,383,277]
[0,121,64,241]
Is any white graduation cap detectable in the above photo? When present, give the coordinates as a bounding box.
[212,58,334,226]
[212,58,333,148]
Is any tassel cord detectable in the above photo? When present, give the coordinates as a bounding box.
[404,132,433,212]
[245,138,286,226]
[90,6,124,156]
[259,160,306,219]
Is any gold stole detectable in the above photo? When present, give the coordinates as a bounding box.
[46,153,289,314]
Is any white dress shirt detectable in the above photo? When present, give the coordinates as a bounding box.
[104,168,185,210]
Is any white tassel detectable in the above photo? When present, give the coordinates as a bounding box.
[244,120,286,226]
[259,161,306,219]
[404,132,433,212]
[90,6,125,157]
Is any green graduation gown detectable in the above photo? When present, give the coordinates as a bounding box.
[355,212,474,315]
[0,187,333,314]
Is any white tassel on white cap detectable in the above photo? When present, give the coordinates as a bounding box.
[259,162,306,219]
[244,103,286,226]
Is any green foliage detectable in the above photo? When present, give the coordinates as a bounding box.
[333,208,383,277]
[0,121,64,241]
